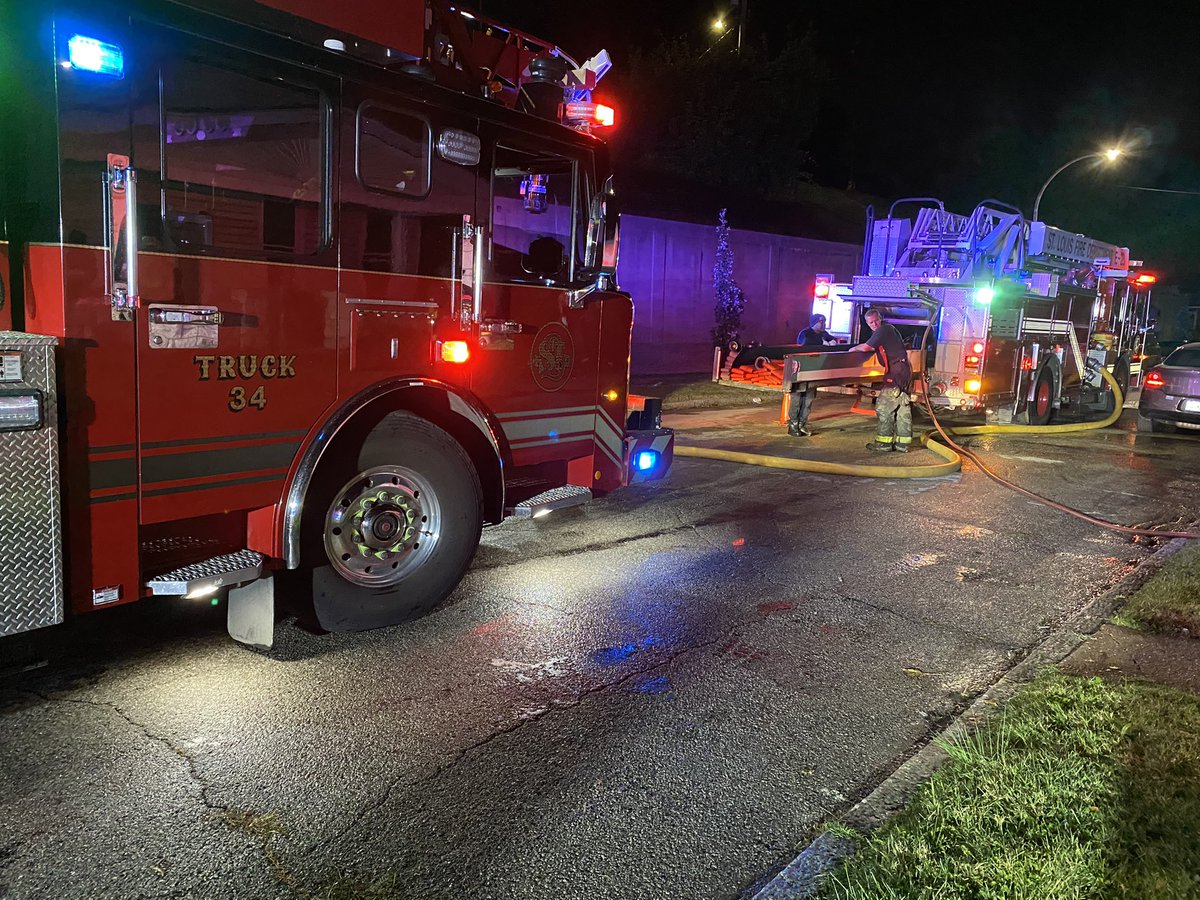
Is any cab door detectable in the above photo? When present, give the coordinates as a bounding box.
[474,134,606,473]
[336,86,481,397]
[130,26,339,525]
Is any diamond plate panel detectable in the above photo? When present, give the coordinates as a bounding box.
[510,485,592,518]
[0,332,63,636]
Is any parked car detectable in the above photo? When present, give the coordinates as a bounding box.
[1137,342,1200,432]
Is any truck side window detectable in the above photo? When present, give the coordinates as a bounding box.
[160,58,326,257]
[491,146,577,285]
[340,103,476,277]
[357,104,430,197]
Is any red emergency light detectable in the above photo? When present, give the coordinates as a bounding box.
[441,340,470,363]
[970,340,986,355]
[1134,273,1158,286]
[814,279,831,299]
[563,102,615,128]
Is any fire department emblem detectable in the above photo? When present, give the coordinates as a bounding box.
[530,323,574,392]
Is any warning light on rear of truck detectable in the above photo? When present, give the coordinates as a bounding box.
[1134,273,1157,286]
[440,340,470,363]
[814,273,833,299]
[964,378,982,394]
[635,450,658,472]
[974,286,995,305]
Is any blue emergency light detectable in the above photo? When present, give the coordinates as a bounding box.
[68,35,125,77]
[635,450,658,472]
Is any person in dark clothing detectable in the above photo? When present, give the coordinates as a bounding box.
[851,308,914,452]
[787,313,838,436]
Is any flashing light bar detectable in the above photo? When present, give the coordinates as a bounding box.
[563,101,615,128]
[67,35,124,77]
[1134,273,1158,286]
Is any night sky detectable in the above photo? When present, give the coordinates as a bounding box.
[482,1,1200,292]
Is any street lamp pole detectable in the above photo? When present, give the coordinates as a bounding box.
[1032,148,1122,223]
[736,0,746,55]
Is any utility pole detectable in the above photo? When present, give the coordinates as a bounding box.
[735,0,746,55]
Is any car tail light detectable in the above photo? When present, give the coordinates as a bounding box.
[1144,369,1165,389]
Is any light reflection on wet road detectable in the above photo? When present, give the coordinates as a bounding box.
[0,402,1194,900]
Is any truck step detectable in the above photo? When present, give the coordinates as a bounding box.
[146,550,265,597]
[508,485,592,519]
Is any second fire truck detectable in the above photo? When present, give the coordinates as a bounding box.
[0,0,673,647]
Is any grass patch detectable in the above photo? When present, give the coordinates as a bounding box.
[1114,543,1200,636]
[631,375,772,410]
[819,673,1200,899]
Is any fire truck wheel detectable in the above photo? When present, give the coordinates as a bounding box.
[1027,368,1055,426]
[306,412,483,632]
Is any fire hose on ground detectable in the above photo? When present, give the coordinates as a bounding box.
[674,366,1200,540]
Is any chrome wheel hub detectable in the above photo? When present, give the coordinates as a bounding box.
[324,466,440,587]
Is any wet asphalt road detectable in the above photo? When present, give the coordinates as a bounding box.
[2,398,1197,900]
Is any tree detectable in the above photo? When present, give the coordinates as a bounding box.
[711,208,746,347]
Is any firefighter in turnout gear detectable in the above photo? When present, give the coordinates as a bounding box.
[787,313,839,436]
[852,308,913,452]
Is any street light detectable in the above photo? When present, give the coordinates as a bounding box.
[1032,147,1123,223]
[712,17,726,32]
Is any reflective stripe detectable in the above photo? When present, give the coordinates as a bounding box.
[895,436,913,444]
[874,435,895,444]
[496,405,596,421]
[502,414,596,442]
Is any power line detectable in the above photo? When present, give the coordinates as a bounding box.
[1119,184,1200,196]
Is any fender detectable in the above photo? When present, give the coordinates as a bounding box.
[279,378,507,569]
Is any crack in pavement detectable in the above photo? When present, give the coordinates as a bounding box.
[25,690,224,811]
[832,593,1022,652]
[18,691,305,897]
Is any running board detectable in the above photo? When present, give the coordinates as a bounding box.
[508,485,592,519]
[146,550,265,597]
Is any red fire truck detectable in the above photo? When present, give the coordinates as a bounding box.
[0,0,672,647]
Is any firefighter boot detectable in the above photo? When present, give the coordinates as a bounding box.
[865,441,893,452]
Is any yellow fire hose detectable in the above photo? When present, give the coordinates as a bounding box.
[674,369,1199,539]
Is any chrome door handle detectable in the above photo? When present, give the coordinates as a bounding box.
[148,307,224,325]
[481,319,522,334]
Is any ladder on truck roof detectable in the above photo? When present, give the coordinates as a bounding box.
[891,201,1027,281]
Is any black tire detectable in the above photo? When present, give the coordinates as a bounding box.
[303,412,483,632]
[1103,357,1131,414]
[1024,367,1055,426]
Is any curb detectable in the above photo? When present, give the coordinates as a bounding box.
[750,535,1194,900]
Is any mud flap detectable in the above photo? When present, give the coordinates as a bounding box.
[228,575,274,649]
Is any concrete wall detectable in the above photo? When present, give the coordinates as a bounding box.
[617,214,862,375]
